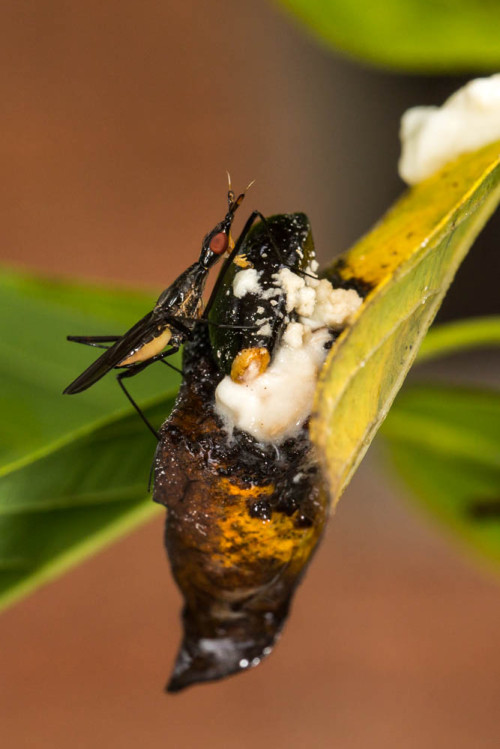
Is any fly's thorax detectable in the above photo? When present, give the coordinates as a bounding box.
[155,262,208,321]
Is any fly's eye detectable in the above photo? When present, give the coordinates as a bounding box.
[209,231,229,255]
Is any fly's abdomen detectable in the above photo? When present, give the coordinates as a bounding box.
[118,327,172,366]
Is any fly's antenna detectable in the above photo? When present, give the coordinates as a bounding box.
[227,171,235,207]
[228,177,255,214]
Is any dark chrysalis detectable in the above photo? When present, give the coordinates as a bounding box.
[153,214,332,693]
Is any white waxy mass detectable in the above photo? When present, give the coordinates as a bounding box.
[215,264,362,443]
[399,74,500,185]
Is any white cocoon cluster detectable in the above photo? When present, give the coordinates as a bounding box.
[232,268,261,298]
[215,264,363,443]
[215,328,332,443]
[399,74,500,185]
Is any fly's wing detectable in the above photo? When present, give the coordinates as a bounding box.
[64,311,163,394]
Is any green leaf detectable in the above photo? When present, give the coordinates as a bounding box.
[0,400,173,611]
[0,268,180,468]
[381,384,500,569]
[277,0,500,71]
[0,269,179,611]
[417,316,500,363]
[311,141,500,508]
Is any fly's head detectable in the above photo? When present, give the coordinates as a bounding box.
[199,184,250,270]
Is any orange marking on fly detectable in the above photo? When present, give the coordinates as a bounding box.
[119,327,172,366]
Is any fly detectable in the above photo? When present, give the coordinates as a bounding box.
[64,184,250,438]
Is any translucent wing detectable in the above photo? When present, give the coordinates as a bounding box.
[64,311,164,394]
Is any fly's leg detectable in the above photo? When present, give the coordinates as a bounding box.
[251,211,317,280]
[172,316,258,332]
[159,358,184,376]
[213,208,316,280]
[147,453,156,494]
[67,335,120,350]
[116,347,181,439]
[117,373,159,439]
[202,320,258,330]
[204,210,316,319]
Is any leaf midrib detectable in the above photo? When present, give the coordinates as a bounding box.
[0,485,152,515]
[0,390,176,479]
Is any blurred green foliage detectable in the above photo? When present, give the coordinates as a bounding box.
[384,382,500,568]
[278,0,500,71]
[0,271,178,610]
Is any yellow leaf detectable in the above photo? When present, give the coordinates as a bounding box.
[311,141,500,505]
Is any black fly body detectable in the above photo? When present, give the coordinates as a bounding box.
[64,186,317,438]
[64,186,248,437]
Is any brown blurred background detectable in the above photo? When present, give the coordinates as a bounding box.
[1,1,500,747]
